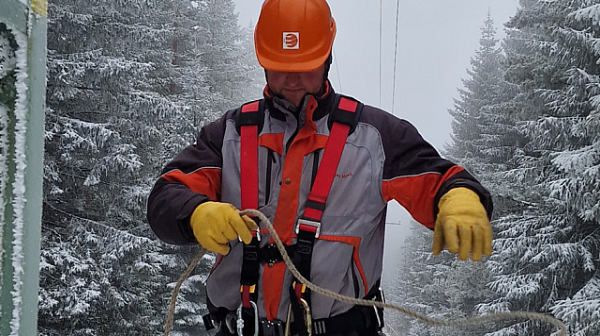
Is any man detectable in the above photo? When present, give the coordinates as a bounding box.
[147,0,493,335]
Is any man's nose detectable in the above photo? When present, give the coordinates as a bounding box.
[285,72,300,82]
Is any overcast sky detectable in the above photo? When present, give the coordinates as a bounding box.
[232,0,519,278]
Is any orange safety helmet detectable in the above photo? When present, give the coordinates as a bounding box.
[254,0,337,72]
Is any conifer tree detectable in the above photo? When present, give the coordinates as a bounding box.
[426,14,505,335]
[446,14,507,167]
[477,2,600,335]
[40,0,259,334]
[398,2,600,335]
[388,14,510,336]
[386,222,496,336]
[445,13,520,218]
[387,222,438,336]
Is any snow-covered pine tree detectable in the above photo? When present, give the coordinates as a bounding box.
[543,3,600,335]
[41,0,193,333]
[552,273,600,335]
[477,1,600,335]
[158,0,261,161]
[446,14,506,169]
[385,221,438,336]
[38,219,169,335]
[190,0,262,114]
[445,13,520,219]
[386,14,512,336]
[385,221,496,336]
[404,14,507,336]
[395,2,600,335]
[43,0,182,233]
[40,0,259,334]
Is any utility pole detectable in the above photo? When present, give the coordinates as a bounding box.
[0,0,47,334]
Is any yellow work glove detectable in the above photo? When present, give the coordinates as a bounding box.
[190,202,258,255]
[432,187,492,261]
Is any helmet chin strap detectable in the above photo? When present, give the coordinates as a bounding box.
[323,53,333,82]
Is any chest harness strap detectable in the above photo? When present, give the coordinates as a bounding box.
[290,95,363,336]
[238,99,265,336]
[238,95,363,336]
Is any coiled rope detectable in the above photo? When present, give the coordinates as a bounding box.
[163,209,567,336]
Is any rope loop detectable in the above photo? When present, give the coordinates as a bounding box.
[163,209,568,336]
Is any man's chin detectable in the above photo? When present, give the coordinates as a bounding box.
[281,92,305,106]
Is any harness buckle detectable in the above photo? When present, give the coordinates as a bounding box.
[239,223,261,242]
[236,301,259,336]
[254,225,261,242]
[295,218,321,238]
[263,244,281,267]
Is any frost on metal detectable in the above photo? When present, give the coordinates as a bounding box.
[0,21,29,336]
[0,22,19,316]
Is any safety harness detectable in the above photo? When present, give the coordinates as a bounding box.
[207,94,385,336]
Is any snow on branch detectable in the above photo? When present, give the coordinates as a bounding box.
[568,4,600,27]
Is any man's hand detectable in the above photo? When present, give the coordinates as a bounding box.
[432,187,492,261]
[190,202,258,255]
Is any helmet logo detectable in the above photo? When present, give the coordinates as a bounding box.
[283,32,299,50]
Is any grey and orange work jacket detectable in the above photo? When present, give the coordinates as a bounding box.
[147,82,493,324]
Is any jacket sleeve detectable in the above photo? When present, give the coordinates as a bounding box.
[146,112,230,245]
[372,110,493,229]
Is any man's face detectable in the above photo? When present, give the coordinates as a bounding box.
[265,65,326,108]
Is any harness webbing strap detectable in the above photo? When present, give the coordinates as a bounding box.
[239,100,263,336]
[302,97,359,222]
[302,124,349,221]
[240,101,260,213]
[292,96,362,330]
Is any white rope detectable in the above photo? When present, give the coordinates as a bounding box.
[163,250,207,336]
[163,209,568,336]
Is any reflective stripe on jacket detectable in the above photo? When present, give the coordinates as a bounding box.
[147,83,493,322]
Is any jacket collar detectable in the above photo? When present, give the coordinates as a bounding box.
[263,81,336,122]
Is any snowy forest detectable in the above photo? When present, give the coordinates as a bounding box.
[385,1,600,336]
[39,0,261,334]
[28,0,600,335]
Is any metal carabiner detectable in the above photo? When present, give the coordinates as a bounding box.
[284,303,292,336]
[283,298,312,336]
[300,298,312,336]
[236,301,259,336]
